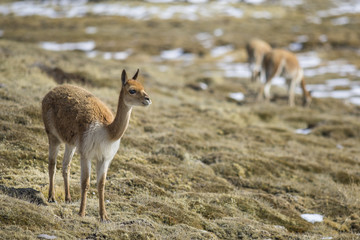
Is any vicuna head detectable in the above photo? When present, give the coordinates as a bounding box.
[121,69,151,107]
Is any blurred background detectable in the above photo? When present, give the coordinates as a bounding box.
[1,0,360,104]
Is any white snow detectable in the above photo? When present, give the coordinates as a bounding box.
[289,42,303,52]
[37,234,57,240]
[211,45,233,58]
[160,48,183,60]
[228,92,245,102]
[308,79,360,101]
[85,26,97,34]
[295,128,312,135]
[311,91,331,98]
[319,34,328,43]
[199,82,208,90]
[0,1,246,20]
[332,16,349,25]
[113,50,133,60]
[336,144,344,149]
[351,87,360,95]
[196,32,214,48]
[326,78,350,87]
[243,0,266,5]
[317,0,360,18]
[301,214,323,223]
[146,0,177,2]
[306,84,331,92]
[330,90,353,99]
[281,0,303,7]
[218,62,251,78]
[349,97,360,106]
[306,16,322,24]
[304,60,359,77]
[296,52,322,69]
[86,51,98,58]
[158,48,195,62]
[272,77,286,86]
[39,41,95,52]
[85,49,132,60]
[213,28,224,37]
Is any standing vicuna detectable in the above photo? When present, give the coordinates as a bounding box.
[246,38,272,82]
[42,69,151,221]
[257,49,311,107]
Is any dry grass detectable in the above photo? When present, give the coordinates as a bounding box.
[1,1,360,239]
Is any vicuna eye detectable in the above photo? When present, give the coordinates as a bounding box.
[129,89,136,94]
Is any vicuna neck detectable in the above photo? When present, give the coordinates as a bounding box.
[106,90,132,141]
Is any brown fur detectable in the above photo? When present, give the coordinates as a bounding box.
[42,85,114,144]
[258,49,311,107]
[246,38,272,82]
[42,69,151,221]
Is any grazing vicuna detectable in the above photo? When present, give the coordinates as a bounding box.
[42,69,151,221]
[246,38,272,82]
[257,49,311,107]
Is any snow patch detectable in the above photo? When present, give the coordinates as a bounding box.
[196,32,214,48]
[228,92,245,102]
[39,41,95,52]
[211,45,233,58]
[85,26,97,34]
[218,62,251,78]
[295,128,312,135]
[38,234,57,240]
[161,48,184,60]
[296,52,322,69]
[349,97,360,106]
[332,16,349,25]
[301,214,323,223]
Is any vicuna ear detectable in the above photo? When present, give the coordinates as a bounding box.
[132,69,139,80]
[121,69,128,86]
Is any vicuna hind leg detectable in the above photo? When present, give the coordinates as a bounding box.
[79,156,91,217]
[288,78,297,107]
[257,63,277,102]
[62,144,76,203]
[288,70,303,107]
[47,134,60,203]
[96,159,111,222]
[257,81,272,102]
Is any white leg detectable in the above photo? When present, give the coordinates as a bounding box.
[288,78,297,107]
[264,82,272,101]
[47,134,60,203]
[62,144,76,203]
[79,156,91,217]
[96,158,111,222]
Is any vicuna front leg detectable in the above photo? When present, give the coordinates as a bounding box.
[97,159,111,222]
[79,156,91,217]
[62,144,76,203]
[48,134,60,203]
[288,78,297,107]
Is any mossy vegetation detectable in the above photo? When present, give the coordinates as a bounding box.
[0,0,360,239]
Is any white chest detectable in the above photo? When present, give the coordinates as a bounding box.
[81,122,121,161]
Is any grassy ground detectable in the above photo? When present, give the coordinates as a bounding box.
[1,1,360,239]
